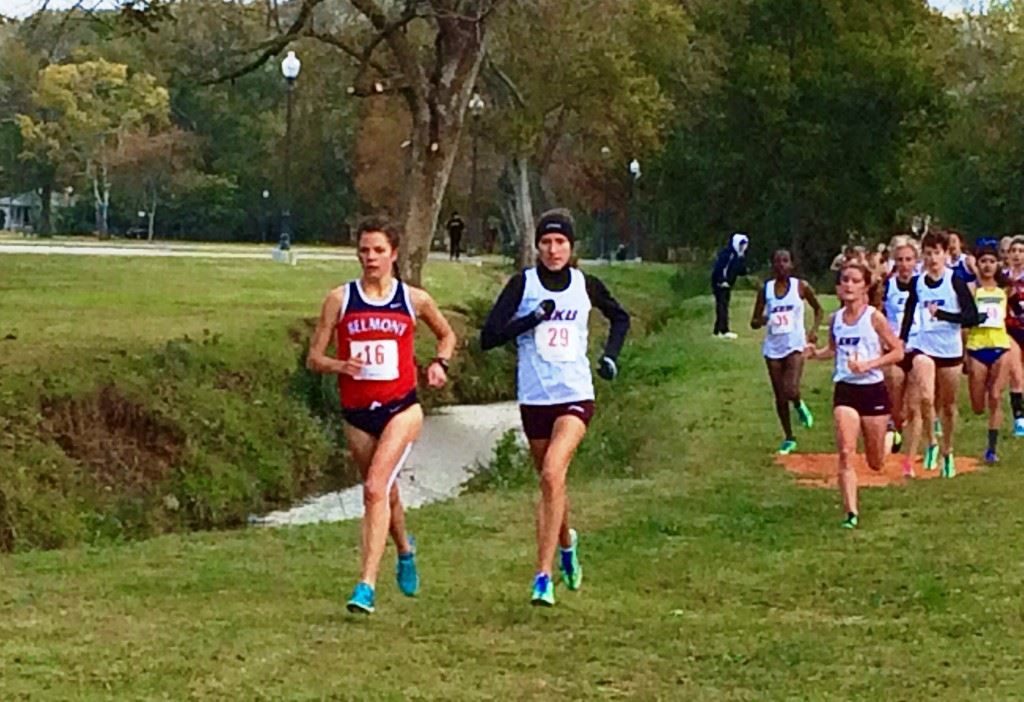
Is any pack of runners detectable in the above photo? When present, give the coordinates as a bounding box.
[754,229,1024,529]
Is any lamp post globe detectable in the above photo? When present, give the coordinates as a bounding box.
[279,51,302,251]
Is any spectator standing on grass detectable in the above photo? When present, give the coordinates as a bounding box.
[711,232,749,339]
[446,211,466,261]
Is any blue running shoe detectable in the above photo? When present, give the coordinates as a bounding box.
[530,573,555,607]
[396,535,419,597]
[346,582,375,614]
[984,448,998,465]
[1015,418,1024,437]
[777,439,797,455]
[923,444,939,471]
[559,528,583,591]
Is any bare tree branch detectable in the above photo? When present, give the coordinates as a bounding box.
[305,29,390,75]
[350,0,428,106]
[203,0,326,85]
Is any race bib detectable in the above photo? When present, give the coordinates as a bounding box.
[535,322,579,363]
[980,301,1004,329]
[769,309,795,335]
[919,300,941,331]
[349,339,399,381]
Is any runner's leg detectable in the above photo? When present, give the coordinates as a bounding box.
[353,404,423,586]
[935,365,961,457]
[905,354,936,463]
[782,351,806,417]
[834,405,861,516]
[861,414,889,472]
[533,415,587,576]
[967,356,988,416]
[766,357,794,441]
[529,439,572,549]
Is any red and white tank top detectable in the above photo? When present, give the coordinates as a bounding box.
[335,279,417,410]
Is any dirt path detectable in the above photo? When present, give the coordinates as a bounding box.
[777,452,981,488]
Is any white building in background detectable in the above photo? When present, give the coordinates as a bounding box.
[0,191,40,232]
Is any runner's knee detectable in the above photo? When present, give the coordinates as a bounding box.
[363,476,390,506]
[539,467,566,496]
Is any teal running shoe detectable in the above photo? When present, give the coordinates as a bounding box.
[841,513,859,529]
[559,528,583,591]
[396,535,419,597]
[346,582,375,614]
[777,439,798,455]
[923,444,939,471]
[941,453,956,479]
[530,573,555,607]
[1015,418,1024,437]
[796,400,814,429]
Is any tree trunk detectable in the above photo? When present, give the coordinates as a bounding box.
[396,27,487,286]
[38,180,53,237]
[148,204,157,242]
[511,156,535,269]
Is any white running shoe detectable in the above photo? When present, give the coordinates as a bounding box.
[721,332,738,340]
[1015,417,1024,437]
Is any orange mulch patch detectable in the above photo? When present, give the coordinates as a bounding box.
[776,453,981,488]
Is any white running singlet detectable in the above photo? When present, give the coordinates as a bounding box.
[883,277,917,342]
[832,305,885,385]
[762,277,806,359]
[908,269,962,358]
[514,267,594,404]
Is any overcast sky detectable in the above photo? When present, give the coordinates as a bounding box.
[0,0,981,19]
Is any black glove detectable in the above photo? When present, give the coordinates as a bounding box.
[533,299,556,321]
[597,356,618,381]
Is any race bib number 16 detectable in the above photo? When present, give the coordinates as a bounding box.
[350,339,399,380]
[535,322,579,363]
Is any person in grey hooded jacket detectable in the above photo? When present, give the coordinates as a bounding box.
[710,232,750,338]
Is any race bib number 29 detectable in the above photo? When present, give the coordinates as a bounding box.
[535,322,579,363]
[350,339,399,380]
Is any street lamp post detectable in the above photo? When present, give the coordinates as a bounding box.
[279,50,301,251]
[600,146,612,261]
[261,189,270,243]
[628,158,641,260]
[468,93,485,254]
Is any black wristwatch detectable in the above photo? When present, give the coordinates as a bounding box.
[432,357,450,372]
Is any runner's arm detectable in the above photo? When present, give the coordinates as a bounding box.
[800,280,824,342]
[585,274,630,360]
[411,287,457,362]
[411,286,456,388]
[900,282,919,342]
[750,285,767,330]
[480,273,551,350]
[869,310,904,371]
[934,276,981,327]
[805,312,836,361]
[307,288,355,375]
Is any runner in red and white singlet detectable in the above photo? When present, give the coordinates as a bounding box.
[307,216,456,615]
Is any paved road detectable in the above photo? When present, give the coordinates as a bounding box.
[253,402,522,527]
[0,240,487,264]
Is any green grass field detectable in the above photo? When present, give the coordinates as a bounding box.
[3,255,1024,699]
